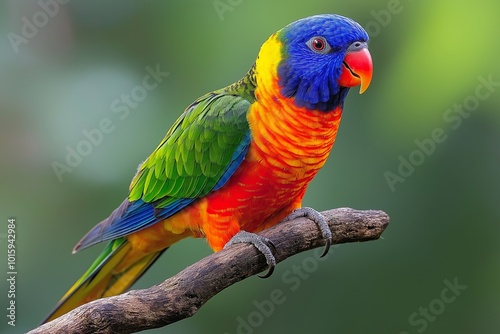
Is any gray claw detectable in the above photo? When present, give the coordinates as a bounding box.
[283,207,332,257]
[224,231,276,278]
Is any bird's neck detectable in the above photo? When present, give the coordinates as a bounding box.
[222,32,282,102]
[223,63,257,102]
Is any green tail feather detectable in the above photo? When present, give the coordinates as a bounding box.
[41,238,166,324]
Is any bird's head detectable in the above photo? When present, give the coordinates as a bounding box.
[257,14,372,112]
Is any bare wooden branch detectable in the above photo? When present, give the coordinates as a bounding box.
[29,207,389,334]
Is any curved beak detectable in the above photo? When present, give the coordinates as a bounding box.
[338,47,373,94]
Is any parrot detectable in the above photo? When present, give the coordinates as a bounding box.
[42,14,373,323]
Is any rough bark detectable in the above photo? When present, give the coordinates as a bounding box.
[29,207,389,334]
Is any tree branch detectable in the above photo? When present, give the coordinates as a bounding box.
[29,207,389,334]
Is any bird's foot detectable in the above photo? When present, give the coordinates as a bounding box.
[224,231,276,278]
[282,207,332,257]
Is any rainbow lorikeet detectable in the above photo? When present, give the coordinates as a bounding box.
[42,14,372,323]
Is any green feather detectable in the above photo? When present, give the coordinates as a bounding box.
[128,68,256,206]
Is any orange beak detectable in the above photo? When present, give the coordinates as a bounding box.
[338,48,373,94]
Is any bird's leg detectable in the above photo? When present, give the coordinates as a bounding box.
[224,231,276,278]
[282,207,332,257]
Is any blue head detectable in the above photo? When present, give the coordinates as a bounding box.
[277,14,372,111]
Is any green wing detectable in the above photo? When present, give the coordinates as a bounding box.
[129,92,251,207]
[73,71,256,251]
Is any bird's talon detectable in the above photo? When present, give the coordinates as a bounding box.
[258,265,275,279]
[225,231,277,278]
[283,207,333,257]
[321,238,331,258]
[267,239,277,253]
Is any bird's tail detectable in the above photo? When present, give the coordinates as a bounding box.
[41,237,166,324]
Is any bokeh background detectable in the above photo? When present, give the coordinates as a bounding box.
[1,0,499,333]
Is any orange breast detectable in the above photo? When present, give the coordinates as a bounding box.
[192,86,343,251]
[130,101,342,253]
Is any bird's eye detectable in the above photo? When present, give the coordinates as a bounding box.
[312,38,325,50]
[306,36,331,54]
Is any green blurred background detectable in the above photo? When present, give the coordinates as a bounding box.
[1,0,499,333]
